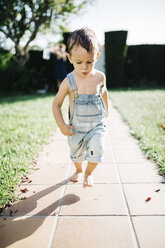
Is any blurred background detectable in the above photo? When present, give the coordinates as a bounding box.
[0,0,165,93]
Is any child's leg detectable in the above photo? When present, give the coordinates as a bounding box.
[83,128,106,188]
[83,162,98,188]
[85,162,98,175]
[70,162,83,182]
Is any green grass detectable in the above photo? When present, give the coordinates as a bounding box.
[110,89,165,175]
[0,94,67,208]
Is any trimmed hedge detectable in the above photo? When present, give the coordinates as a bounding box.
[63,32,74,73]
[0,50,64,93]
[124,45,165,87]
[27,50,57,92]
[0,50,50,93]
[105,31,128,89]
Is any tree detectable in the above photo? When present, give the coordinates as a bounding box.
[0,0,92,65]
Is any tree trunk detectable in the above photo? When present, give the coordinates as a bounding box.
[15,44,29,66]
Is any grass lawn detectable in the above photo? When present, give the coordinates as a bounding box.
[0,94,67,208]
[110,89,165,176]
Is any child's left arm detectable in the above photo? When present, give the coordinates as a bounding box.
[100,73,109,117]
[102,89,109,117]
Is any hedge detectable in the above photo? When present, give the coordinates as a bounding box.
[124,45,165,87]
[105,30,128,89]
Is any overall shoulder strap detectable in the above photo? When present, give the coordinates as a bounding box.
[67,72,77,91]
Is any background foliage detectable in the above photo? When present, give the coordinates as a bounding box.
[0,0,92,64]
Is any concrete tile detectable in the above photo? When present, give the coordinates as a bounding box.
[35,131,68,152]
[115,161,155,167]
[103,147,114,163]
[110,124,130,132]
[26,164,69,185]
[109,132,133,140]
[123,183,165,215]
[119,165,164,183]
[133,216,165,248]
[3,184,63,216]
[92,163,119,183]
[114,149,148,163]
[35,145,70,165]
[111,139,140,150]
[109,131,131,139]
[68,163,119,184]
[52,129,66,140]
[48,142,70,152]
[60,184,127,215]
[0,216,55,248]
[52,217,135,248]
[47,150,70,164]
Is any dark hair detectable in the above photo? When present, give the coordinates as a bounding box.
[67,27,98,54]
[59,43,66,49]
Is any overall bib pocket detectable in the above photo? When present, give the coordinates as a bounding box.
[75,99,105,123]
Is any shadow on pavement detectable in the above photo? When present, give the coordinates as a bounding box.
[0,177,80,247]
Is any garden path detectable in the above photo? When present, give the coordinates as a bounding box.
[1,100,165,248]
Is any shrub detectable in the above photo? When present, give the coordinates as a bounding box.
[0,52,46,93]
[105,31,128,88]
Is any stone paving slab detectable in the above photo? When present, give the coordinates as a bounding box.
[2,184,63,216]
[47,150,70,164]
[68,163,119,183]
[132,216,165,248]
[123,183,165,215]
[0,216,56,248]
[111,140,141,150]
[52,217,135,248]
[103,150,115,163]
[118,165,164,183]
[59,184,127,216]
[29,164,69,184]
[114,149,148,164]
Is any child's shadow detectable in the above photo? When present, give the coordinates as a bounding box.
[0,177,80,247]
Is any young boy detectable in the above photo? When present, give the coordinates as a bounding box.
[52,27,109,188]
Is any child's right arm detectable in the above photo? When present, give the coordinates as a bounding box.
[52,78,75,136]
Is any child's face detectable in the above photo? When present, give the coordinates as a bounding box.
[68,45,99,78]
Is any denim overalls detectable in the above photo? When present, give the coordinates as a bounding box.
[67,72,107,163]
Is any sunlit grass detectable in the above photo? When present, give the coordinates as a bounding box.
[0,94,67,208]
[110,89,165,176]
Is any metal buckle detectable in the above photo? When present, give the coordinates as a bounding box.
[74,90,79,99]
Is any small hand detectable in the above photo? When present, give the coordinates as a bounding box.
[60,124,76,136]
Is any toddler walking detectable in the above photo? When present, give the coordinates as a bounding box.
[52,27,109,188]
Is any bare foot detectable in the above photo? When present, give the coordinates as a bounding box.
[70,171,83,183]
[83,174,93,188]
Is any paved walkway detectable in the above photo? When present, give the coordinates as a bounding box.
[1,101,165,248]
